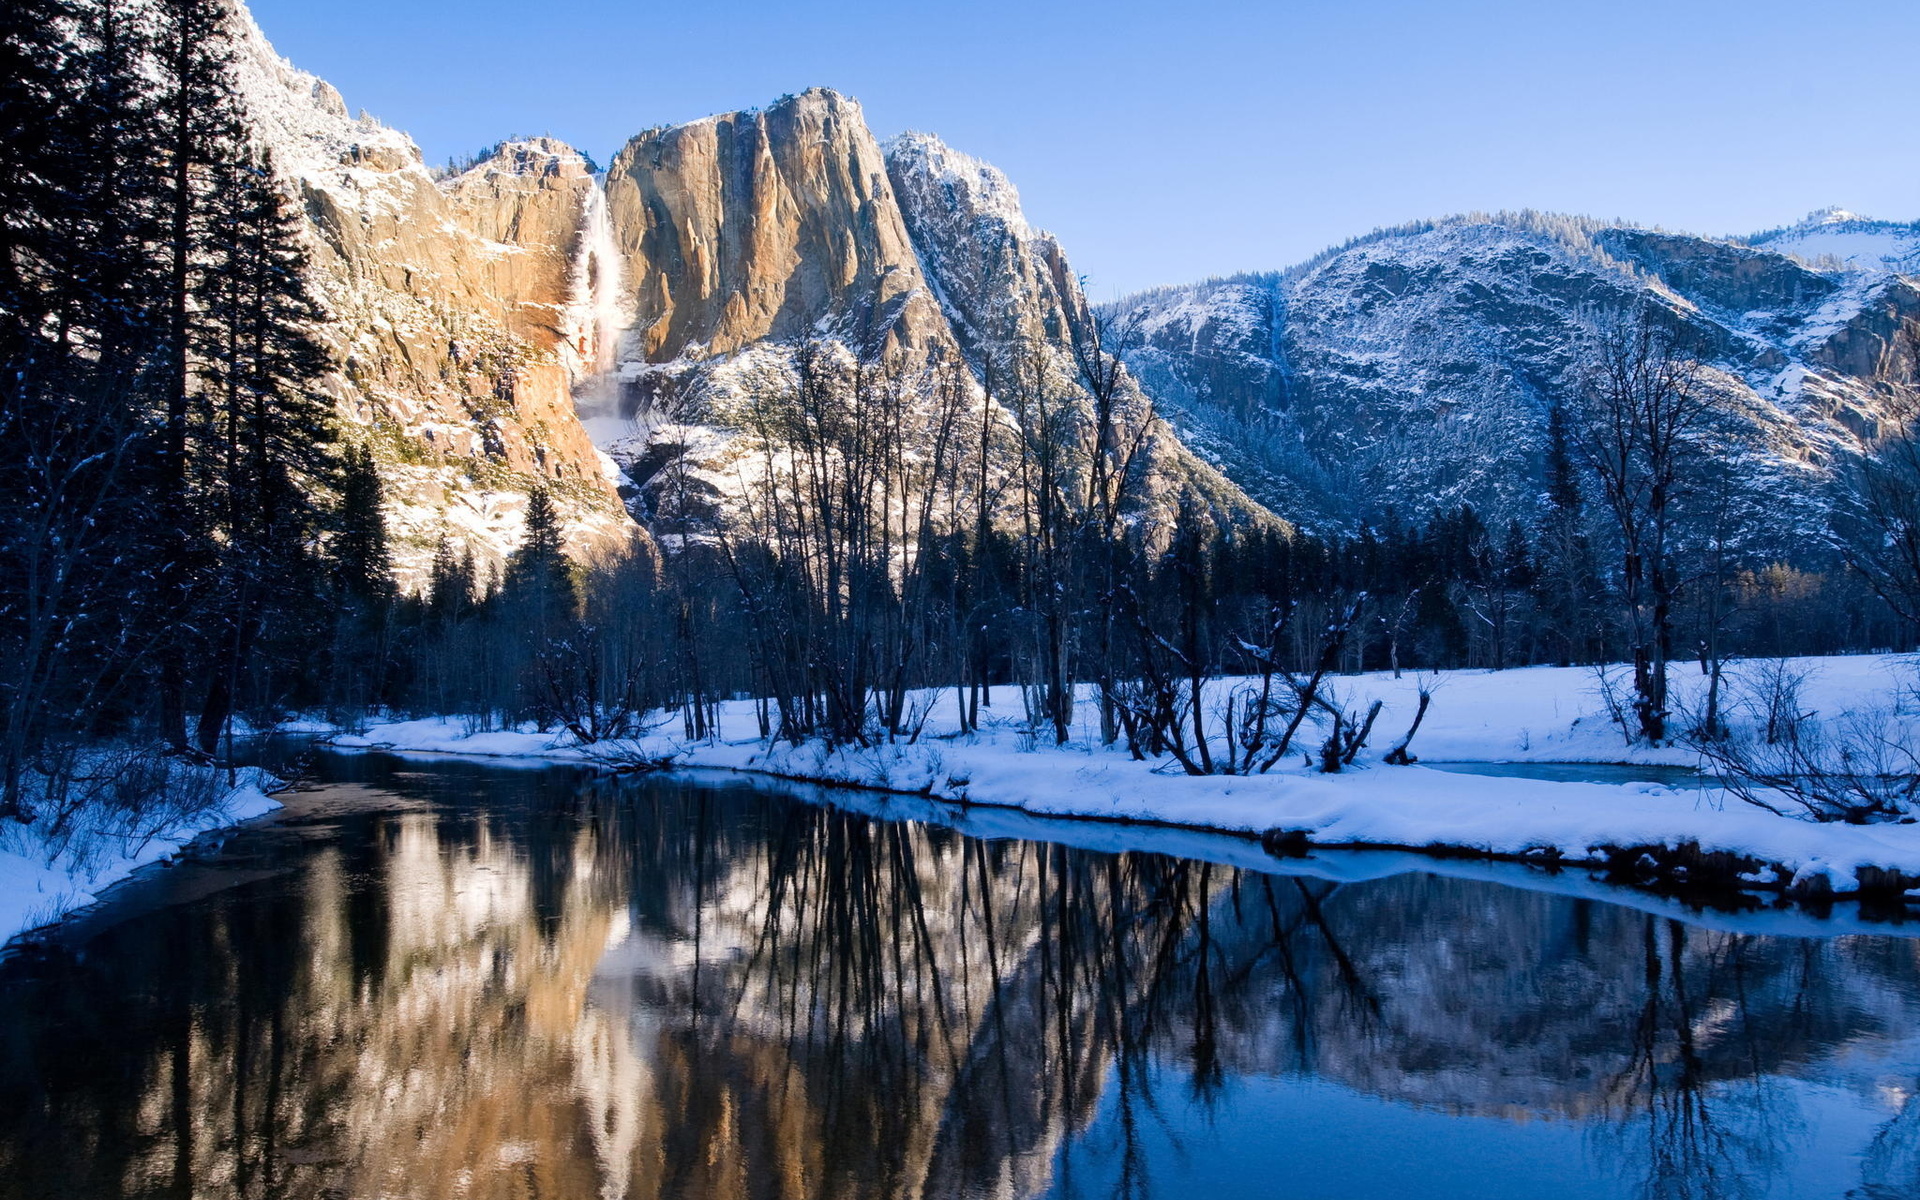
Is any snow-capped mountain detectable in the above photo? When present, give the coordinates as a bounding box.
[229,11,634,586]
[1743,207,1920,274]
[1112,212,1920,533]
[585,89,1270,531]
[227,0,1916,560]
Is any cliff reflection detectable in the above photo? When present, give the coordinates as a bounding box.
[2,765,1920,1200]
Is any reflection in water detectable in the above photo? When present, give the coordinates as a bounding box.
[2,756,1920,1199]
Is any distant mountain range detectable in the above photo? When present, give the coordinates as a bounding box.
[228,0,1917,573]
[1112,210,1919,535]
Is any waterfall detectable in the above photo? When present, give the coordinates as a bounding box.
[564,177,629,413]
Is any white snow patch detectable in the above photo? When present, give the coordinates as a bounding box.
[0,768,283,946]
[328,655,1920,897]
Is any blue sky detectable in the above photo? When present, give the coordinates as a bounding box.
[249,0,1918,299]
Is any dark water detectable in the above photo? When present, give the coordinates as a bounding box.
[3,751,1920,1200]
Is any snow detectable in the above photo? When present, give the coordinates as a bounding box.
[327,655,1920,897]
[883,132,1032,239]
[0,768,283,948]
[1744,209,1920,274]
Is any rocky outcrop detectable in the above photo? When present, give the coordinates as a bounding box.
[231,14,634,588]
[884,132,1083,358]
[604,89,952,366]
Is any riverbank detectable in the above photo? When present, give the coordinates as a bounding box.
[327,654,1920,900]
[0,765,282,946]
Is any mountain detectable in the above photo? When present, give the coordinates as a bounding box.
[229,19,1276,576]
[583,89,1271,532]
[1112,211,1920,536]
[230,14,636,586]
[229,0,1915,564]
[1742,207,1920,274]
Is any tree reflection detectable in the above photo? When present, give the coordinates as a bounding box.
[1586,919,1796,1200]
[0,766,1916,1200]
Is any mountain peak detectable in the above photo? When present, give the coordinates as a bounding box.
[1800,206,1867,228]
[885,132,1031,239]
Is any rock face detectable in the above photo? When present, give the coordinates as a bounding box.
[882,130,1261,525]
[231,14,634,588]
[883,132,1083,358]
[1114,212,1920,534]
[604,90,951,366]
[595,93,1274,532]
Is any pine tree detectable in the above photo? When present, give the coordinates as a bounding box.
[333,444,393,609]
[428,537,477,623]
[1,0,170,812]
[152,0,245,747]
[1538,400,1598,665]
[188,147,338,750]
[503,483,577,626]
[322,443,393,714]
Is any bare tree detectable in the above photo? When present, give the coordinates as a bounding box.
[1576,312,1717,744]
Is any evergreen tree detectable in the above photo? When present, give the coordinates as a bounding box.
[503,483,577,626]
[1,0,170,812]
[152,0,246,747]
[188,144,338,751]
[333,444,393,609]
[1538,400,1598,665]
[323,443,393,714]
[428,537,478,624]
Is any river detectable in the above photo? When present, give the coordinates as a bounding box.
[1,748,1917,1199]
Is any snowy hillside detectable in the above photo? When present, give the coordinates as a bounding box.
[1743,208,1920,274]
[1113,211,1920,534]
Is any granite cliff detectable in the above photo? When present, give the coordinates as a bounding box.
[231,15,634,587]
[588,90,1269,532]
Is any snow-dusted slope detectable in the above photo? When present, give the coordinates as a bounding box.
[229,11,635,587]
[1743,207,1920,274]
[884,131,1075,354]
[883,130,1266,528]
[1114,212,1920,533]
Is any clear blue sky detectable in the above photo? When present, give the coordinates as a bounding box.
[249,0,1918,299]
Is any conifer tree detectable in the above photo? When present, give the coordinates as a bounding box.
[503,483,577,627]
[1538,400,1598,665]
[1,0,170,812]
[428,537,478,624]
[152,0,245,747]
[190,148,338,751]
[333,444,393,609]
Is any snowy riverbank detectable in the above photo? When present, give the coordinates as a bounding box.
[326,655,1920,898]
[0,766,282,946]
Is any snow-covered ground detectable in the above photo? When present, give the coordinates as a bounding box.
[327,655,1920,897]
[0,766,282,947]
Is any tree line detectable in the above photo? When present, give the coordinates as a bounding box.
[333,308,1918,779]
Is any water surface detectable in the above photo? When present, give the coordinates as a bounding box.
[2,750,1917,1199]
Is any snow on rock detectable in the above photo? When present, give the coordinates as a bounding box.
[1114,211,1919,535]
[1743,208,1920,274]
